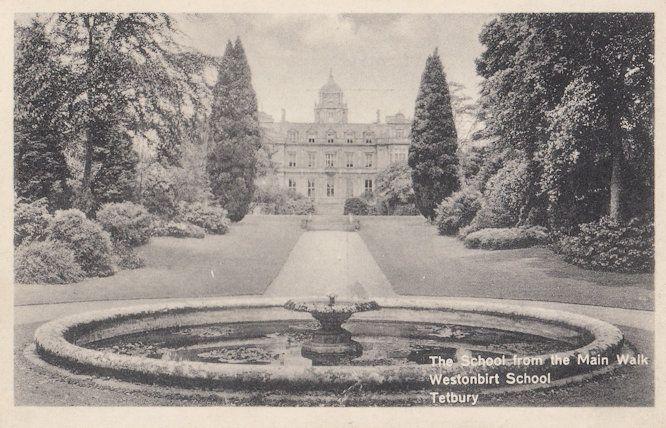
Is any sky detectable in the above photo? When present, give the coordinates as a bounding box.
[176,14,494,124]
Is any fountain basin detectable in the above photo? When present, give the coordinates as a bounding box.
[34,297,627,394]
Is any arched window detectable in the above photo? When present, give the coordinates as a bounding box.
[345,130,354,144]
[363,131,374,144]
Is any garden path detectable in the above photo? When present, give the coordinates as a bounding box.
[263,231,397,298]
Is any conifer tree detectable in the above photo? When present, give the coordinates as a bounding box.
[409,49,460,219]
[207,38,261,221]
[14,22,73,210]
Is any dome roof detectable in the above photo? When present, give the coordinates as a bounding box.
[320,70,342,94]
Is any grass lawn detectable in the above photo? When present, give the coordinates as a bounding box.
[358,216,653,311]
[14,215,304,306]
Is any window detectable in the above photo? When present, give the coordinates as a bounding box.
[326,181,335,197]
[325,153,336,168]
[364,179,373,194]
[288,178,297,190]
[346,178,354,198]
[363,131,374,144]
[395,128,404,138]
[346,152,354,168]
[365,153,373,168]
[307,152,316,168]
[287,130,298,142]
[327,130,336,144]
[287,152,297,167]
[345,131,354,144]
[308,132,316,143]
[307,179,316,198]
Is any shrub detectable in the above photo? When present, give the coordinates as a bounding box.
[392,204,420,216]
[14,198,52,246]
[112,243,145,270]
[552,217,653,273]
[464,226,548,250]
[178,202,230,234]
[457,223,482,240]
[48,209,115,277]
[14,240,84,284]
[255,185,315,215]
[344,198,369,215]
[140,164,178,218]
[470,159,530,230]
[152,220,205,239]
[284,198,316,215]
[96,202,151,247]
[435,188,482,235]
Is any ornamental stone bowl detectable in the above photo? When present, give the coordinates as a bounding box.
[32,297,632,404]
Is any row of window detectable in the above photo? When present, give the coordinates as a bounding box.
[287,152,374,169]
[287,129,405,143]
[287,178,373,198]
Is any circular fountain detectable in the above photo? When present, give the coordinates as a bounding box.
[32,296,632,404]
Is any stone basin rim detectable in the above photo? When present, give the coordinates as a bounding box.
[33,296,625,390]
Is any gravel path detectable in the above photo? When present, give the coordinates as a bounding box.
[263,231,396,298]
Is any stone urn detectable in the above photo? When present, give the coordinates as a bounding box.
[284,295,380,365]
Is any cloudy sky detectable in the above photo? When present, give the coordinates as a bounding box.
[176,14,493,124]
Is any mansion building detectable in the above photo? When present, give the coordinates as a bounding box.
[259,73,411,214]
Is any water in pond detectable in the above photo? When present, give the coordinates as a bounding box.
[85,320,582,367]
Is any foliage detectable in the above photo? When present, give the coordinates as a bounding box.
[48,209,115,277]
[112,243,145,270]
[178,202,230,234]
[343,198,369,216]
[409,48,460,219]
[96,202,151,247]
[14,240,85,284]
[552,217,653,273]
[151,219,206,239]
[464,226,548,250]
[207,38,261,222]
[14,198,52,247]
[14,22,73,210]
[470,159,530,230]
[435,187,482,235]
[14,14,213,212]
[254,184,315,215]
[375,163,414,212]
[139,163,179,218]
[476,14,654,225]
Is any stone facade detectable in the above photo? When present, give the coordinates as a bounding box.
[260,73,411,214]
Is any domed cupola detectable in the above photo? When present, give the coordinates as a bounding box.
[315,70,348,124]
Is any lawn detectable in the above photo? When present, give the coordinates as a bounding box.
[358,216,653,311]
[14,215,304,306]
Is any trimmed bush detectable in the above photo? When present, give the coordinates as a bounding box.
[152,219,205,239]
[464,226,548,250]
[96,202,151,247]
[435,188,482,235]
[552,217,653,273]
[343,198,369,215]
[15,240,84,284]
[255,185,315,215]
[112,243,145,270]
[14,198,52,247]
[48,209,115,277]
[140,164,178,218]
[178,202,230,234]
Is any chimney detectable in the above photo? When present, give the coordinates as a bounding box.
[281,109,286,122]
[376,109,381,124]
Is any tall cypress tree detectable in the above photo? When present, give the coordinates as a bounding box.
[409,49,460,219]
[207,38,261,221]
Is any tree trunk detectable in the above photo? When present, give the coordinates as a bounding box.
[609,153,622,221]
[81,15,95,192]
